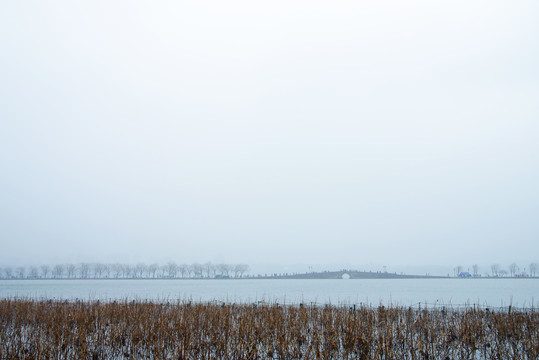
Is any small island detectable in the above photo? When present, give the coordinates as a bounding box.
[256,270,443,279]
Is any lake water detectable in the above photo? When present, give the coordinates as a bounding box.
[1,279,537,309]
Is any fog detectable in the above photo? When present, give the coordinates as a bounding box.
[1,1,538,274]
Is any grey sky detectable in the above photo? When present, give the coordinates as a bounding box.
[1,0,538,270]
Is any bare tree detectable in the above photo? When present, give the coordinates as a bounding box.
[40,265,50,279]
[103,264,112,278]
[79,263,90,279]
[111,263,122,278]
[454,265,463,277]
[233,264,249,278]
[204,262,214,278]
[155,264,165,278]
[178,264,189,278]
[52,264,64,278]
[29,266,39,279]
[216,263,232,277]
[132,263,144,278]
[66,264,76,278]
[509,263,519,277]
[490,264,500,277]
[529,262,538,277]
[192,263,204,278]
[128,264,137,278]
[216,263,227,277]
[165,262,178,278]
[148,263,159,278]
[240,264,250,277]
[16,267,25,279]
[186,264,195,278]
[499,269,508,277]
[123,264,131,278]
[6,261,251,280]
[92,263,105,278]
[472,264,479,277]
[3,267,13,279]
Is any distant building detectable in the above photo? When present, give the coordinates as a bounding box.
[458,272,472,278]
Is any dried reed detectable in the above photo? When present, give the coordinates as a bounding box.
[0,299,537,359]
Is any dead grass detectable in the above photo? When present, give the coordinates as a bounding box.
[0,299,537,359]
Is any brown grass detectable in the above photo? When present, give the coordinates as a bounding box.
[0,299,537,359]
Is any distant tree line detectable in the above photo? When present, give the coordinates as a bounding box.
[0,262,250,280]
[453,262,538,278]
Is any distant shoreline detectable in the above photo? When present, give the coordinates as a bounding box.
[1,271,537,281]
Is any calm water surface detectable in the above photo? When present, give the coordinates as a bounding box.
[1,279,537,308]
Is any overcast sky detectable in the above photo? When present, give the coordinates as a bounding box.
[1,1,538,270]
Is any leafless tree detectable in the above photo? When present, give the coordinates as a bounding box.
[103,263,112,278]
[491,264,500,277]
[216,263,232,277]
[472,264,479,277]
[111,263,122,278]
[216,263,227,276]
[233,264,249,278]
[188,265,196,278]
[40,265,50,279]
[16,267,25,279]
[156,265,165,278]
[125,264,136,278]
[29,266,39,278]
[79,263,90,278]
[241,264,250,277]
[52,264,64,278]
[178,264,189,278]
[133,263,146,278]
[204,262,214,278]
[529,262,538,277]
[94,263,106,278]
[66,264,76,278]
[165,262,178,278]
[121,263,130,278]
[3,261,251,280]
[192,263,204,278]
[509,263,519,277]
[148,263,159,278]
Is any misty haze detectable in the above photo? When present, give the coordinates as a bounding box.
[1,1,538,359]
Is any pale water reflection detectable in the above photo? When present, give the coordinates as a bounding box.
[1,279,537,308]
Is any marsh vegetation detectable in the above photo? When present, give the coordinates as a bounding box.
[1,299,537,359]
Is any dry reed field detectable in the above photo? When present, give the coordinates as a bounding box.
[0,299,537,359]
